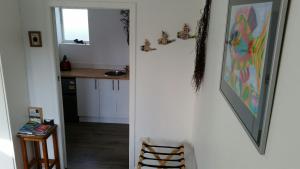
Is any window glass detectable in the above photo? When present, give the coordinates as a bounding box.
[62,8,89,42]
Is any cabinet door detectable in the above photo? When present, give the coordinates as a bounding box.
[99,79,117,118]
[76,78,100,118]
[116,80,129,122]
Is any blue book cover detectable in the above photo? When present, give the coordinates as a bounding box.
[18,121,40,135]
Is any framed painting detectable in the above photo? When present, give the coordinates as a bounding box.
[220,0,289,154]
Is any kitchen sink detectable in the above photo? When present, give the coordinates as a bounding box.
[105,70,126,76]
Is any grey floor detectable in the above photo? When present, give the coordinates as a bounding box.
[65,122,129,169]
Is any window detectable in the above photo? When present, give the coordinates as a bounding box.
[61,8,90,43]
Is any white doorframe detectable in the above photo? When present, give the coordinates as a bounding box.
[0,54,16,169]
[48,1,137,168]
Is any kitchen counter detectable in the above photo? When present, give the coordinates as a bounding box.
[61,68,129,80]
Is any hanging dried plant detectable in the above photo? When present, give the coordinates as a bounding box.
[120,10,129,45]
[193,0,212,92]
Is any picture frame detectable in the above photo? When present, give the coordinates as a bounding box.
[28,107,44,124]
[28,31,42,47]
[220,0,289,154]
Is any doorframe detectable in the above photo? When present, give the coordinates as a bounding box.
[48,1,137,168]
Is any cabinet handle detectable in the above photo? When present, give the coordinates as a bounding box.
[118,80,120,91]
[95,79,97,90]
[112,80,114,91]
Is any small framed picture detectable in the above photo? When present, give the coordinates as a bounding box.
[28,31,42,47]
[28,107,44,123]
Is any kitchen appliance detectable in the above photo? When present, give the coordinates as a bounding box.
[61,77,79,123]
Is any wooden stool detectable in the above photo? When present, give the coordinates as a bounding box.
[17,125,61,169]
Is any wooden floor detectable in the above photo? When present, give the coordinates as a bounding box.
[65,122,129,169]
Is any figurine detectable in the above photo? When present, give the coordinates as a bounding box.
[177,24,195,40]
[158,31,176,45]
[74,39,85,44]
[60,55,71,71]
[141,39,156,52]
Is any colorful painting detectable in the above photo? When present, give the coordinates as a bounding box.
[220,0,289,154]
[223,2,272,117]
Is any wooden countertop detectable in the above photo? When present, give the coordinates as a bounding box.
[61,68,129,80]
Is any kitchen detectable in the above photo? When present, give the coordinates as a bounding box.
[55,8,130,169]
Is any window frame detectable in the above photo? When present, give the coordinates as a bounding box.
[59,7,90,44]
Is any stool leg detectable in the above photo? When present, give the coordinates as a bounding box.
[42,140,49,169]
[34,141,41,169]
[52,129,61,169]
[20,138,29,169]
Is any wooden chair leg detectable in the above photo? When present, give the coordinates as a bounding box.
[34,141,41,169]
[20,138,29,169]
[52,129,61,169]
[42,140,49,169]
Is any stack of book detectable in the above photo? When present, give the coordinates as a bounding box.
[18,121,51,136]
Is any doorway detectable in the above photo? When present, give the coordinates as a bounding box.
[50,2,136,169]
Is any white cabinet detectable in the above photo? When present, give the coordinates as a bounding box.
[76,78,100,122]
[116,80,129,119]
[99,79,117,116]
[76,78,129,124]
[99,79,129,124]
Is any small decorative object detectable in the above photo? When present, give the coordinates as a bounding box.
[141,39,156,52]
[193,0,212,91]
[177,24,195,40]
[120,10,129,45]
[73,39,85,44]
[44,119,55,126]
[28,31,42,47]
[220,0,289,154]
[28,107,43,124]
[158,31,175,45]
[125,65,129,73]
[60,55,72,71]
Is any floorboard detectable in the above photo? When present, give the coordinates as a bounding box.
[65,122,129,169]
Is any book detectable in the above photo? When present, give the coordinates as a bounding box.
[34,124,51,135]
[18,121,51,136]
[18,121,40,135]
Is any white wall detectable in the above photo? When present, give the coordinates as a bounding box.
[19,0,200,168]
[18,0,300,168]
[135,0,199,150]
[192,0,300,169]
[19,0,67,167]
[59,9,129,69]
[0,0,30,168]
[0,57,15,169]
